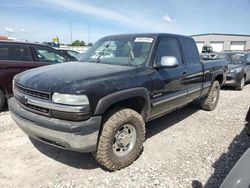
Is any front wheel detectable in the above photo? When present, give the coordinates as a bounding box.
[235,76,245,91]
[94,108,145,171]
[201,81,220,111]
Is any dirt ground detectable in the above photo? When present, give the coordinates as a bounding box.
[0,85,250,188]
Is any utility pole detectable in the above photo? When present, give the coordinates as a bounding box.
[70,20,73,44]
[88,24,90,44]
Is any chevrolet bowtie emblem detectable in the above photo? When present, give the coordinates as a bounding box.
[20,95,28,104]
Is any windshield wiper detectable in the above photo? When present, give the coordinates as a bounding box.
[127,41,135,66]
[96,39,111,63]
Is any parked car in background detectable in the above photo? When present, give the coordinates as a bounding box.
[200,53,219,60]
[58,49,79,61]
[0,40,71,110]
[220,148,250,188]
[9,33,228,171]
[214,51,250,90]
[220,107,250,188]
[202,45,214,53]
[76,52,84,60]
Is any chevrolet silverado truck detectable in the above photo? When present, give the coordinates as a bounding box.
[9,33,228,171]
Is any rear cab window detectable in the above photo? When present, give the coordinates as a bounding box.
[0,43,32,61]
[182,38,200,64]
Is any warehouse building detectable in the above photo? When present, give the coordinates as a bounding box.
[191,33,250,53]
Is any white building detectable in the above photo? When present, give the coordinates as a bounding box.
[191,33,250,53]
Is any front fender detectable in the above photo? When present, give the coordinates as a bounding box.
[94,87,150,119]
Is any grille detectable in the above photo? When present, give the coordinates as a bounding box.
[25,103,49,114]
[15,84,50,100]
[15,84,51,116]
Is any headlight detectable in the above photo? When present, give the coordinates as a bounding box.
[229,68,242,73]
[52,93,89,106]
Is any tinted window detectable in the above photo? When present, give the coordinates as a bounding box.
[214,54,232,64]
[229,54,245,64]
[67,50,79,57]
[35,47,67,63]
[0,44,32,61]
[182,38,200,64]
[246,54,250,63]
[155,37,183,65]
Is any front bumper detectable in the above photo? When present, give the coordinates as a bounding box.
[8,97,102,152]
[224,72,243,86]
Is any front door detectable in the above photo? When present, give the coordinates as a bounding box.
[150,36,188,118]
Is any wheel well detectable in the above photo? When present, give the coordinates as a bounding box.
[104,97,148,121]
[214,75,223,85]
[0,84,7,95]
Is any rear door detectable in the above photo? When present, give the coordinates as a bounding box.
[181,38,204,101]
[150,36,188,118]
[0,43,43,95]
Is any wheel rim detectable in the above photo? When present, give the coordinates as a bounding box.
[112,124,136,157]
[211,87,218,104]
[240,77,245,89]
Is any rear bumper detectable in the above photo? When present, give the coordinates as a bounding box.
[8,97,102,152]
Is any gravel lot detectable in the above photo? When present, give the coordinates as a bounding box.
[1,85,250,188]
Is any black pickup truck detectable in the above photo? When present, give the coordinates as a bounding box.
[9,33,228,171]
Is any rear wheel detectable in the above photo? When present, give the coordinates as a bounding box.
[94,108,145,171]
[0,90,5,111]
[201,81,220,111]
[235,76,245,91]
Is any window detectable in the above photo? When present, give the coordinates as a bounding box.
[0,44,32,61]
[182,38,200,64]
[79,37,154,66]
[67,50,79,58]
[155,37,183,65]
[247,54,250,63]
[230,54,245,64]
[35,47,67,63]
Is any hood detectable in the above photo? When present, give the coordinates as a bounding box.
[228,64,244,71]
[15,62,137,94]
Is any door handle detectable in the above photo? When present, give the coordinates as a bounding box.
[182,72,188,78]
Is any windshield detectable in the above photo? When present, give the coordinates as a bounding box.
[67,50,79,58]
[214,53,245,64]
[229,54,245,64]
[79,36,154,66]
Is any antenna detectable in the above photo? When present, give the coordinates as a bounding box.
[70,20,73,44]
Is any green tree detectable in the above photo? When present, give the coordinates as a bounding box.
[80,41,86,46]
[71,40,81,46]
[87,43,93,46]
[71,40,87,46]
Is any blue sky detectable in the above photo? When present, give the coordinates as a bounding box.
[0,0,249,44]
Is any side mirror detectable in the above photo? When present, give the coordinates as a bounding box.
[160,56,179,68]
